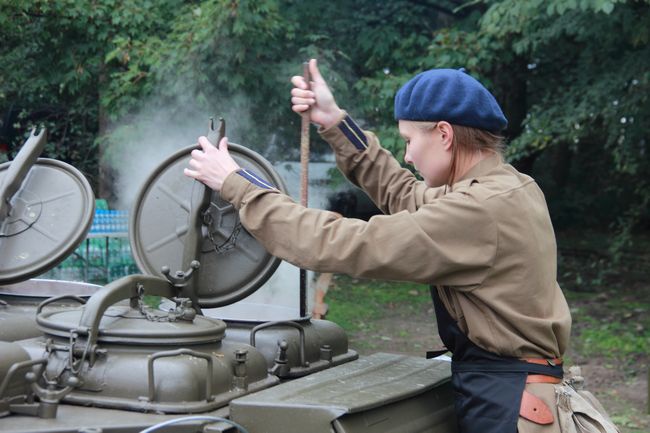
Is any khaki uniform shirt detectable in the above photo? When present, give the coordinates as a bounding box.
[221,112,572,432]
[222,112,571,359]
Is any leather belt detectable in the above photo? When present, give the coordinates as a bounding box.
[519,358,563,425]
[521,357,562,366]
[526,374,562,384]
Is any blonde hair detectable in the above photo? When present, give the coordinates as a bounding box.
[416,122,504,187]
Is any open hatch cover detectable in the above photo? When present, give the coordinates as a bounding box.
[129,142,288,308]
[0,130,94,284]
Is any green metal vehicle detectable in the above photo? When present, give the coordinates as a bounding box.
[0,125,456,433]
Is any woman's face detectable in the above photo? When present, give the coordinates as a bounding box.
[399,120,452,187]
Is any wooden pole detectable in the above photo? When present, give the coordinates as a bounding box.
[300,62,310,209]
[299,62,310,318]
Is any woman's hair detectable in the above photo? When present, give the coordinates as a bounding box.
[416,121,504,187]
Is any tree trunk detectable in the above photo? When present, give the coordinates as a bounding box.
[552,141,572,198]
[496,55,538,174]
[512,153,540,175]
[499,55,528,141]
[97,64,116,206]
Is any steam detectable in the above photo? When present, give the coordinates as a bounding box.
[107,92,256,211]
[105,86,341,319]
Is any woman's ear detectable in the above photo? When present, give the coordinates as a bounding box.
[437,121,454,151]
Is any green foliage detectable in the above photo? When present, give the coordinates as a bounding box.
[556,230,650,367]
[609,409,649,432]
[326,274,430,332]
[0,0,183,185]
[1,0,648,240]
[480,1,649,234]
[580,320,649,357]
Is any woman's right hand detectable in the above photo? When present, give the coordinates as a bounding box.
[291,58,344,129]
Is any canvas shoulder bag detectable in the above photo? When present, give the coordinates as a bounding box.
[556,366,620,433]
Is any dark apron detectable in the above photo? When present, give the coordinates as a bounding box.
[429,287,562,433]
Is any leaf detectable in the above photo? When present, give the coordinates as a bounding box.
[601,2,615,14]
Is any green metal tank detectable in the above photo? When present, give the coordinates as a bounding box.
[0,279,102,341]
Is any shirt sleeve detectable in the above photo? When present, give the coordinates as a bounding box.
[221,170,497,286]
[319,112,447,214]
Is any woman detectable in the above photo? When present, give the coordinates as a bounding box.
[184,59,571,433]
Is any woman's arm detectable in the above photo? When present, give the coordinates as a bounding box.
[220,171,497,286]
[319,117,447,214]
[291,59,446,214]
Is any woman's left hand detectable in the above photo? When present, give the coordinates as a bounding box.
[184,136,240,192]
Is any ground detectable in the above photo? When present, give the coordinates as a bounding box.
[324,232,649,433]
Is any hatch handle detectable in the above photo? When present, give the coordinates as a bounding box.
[76,274,177,347]
[36,295,87,315]
[250,321,308,367]
[0,128,47,220]
[0,358,47,399]
[145,348,214,403]
[0,357,76,419]
[177,117,226,314]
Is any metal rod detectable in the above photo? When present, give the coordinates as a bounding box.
[299,62,310,318]
[0,128,47,220]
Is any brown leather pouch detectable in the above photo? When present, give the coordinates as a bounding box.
[520,389,554,425]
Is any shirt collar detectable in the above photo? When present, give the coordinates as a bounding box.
[455,153,503,186]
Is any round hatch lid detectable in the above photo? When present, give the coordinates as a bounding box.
[37,305,227,345]
[0,159,94,285]
[130,143,287,308]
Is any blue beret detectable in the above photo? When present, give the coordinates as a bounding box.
[394,68,507,132]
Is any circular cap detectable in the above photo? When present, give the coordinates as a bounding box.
[37,305,226,345]
[130,143,287,307]
[0,159,95,284]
